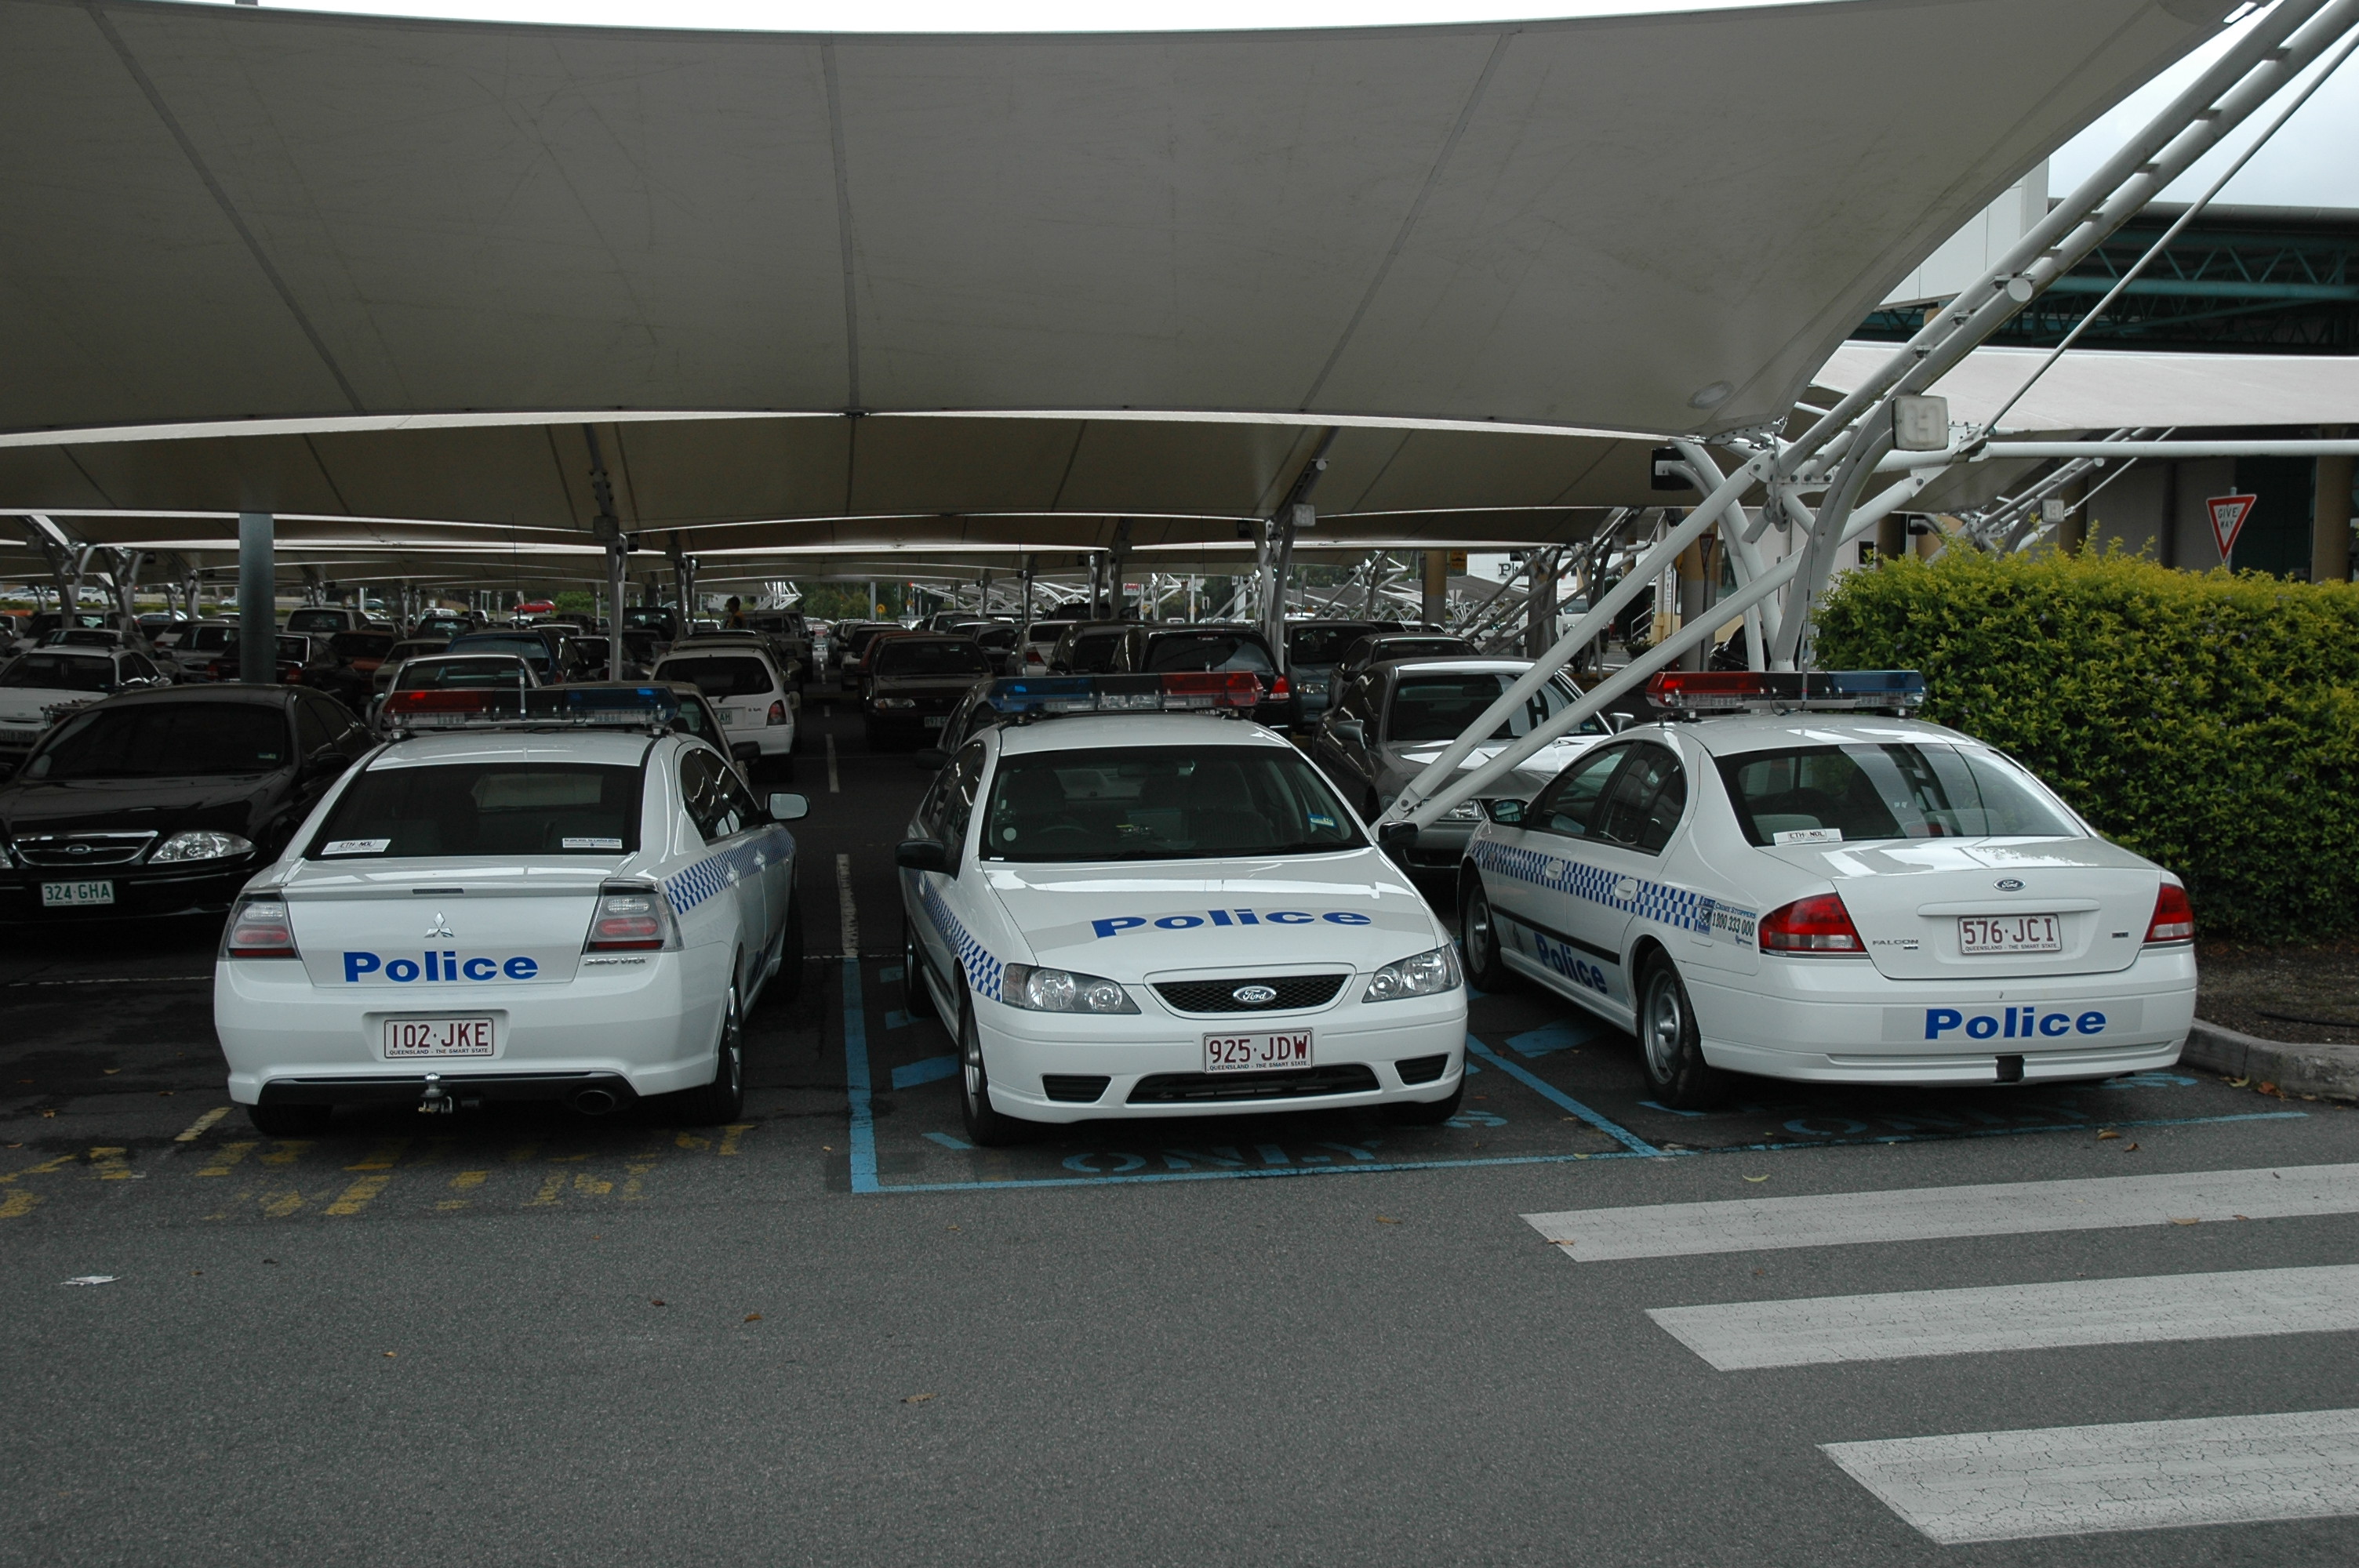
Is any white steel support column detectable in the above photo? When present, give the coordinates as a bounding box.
[238,511,274,685]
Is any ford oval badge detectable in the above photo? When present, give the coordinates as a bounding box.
[1233,984,1278,1006]
[1994,877,2025,892]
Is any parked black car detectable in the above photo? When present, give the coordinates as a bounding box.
[0,685,375,920]
[862,634,995,749]
[1045,622,1129,675]
[1108,623,1294,729]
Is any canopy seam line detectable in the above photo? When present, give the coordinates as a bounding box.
[822,42,863,412]
[1296,27,1515,412]
[80,1,367,415]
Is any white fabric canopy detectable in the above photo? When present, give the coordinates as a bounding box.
[1816,341,2359,432]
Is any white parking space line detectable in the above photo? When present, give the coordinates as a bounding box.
[1523,1163,2359,1261]
[1651,1265,2359,1370]
[836,853,858,959]
[1823,1408,2359,1544]
[825,733,839,793]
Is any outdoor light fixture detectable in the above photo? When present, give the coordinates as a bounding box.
[1891,394,1950,452]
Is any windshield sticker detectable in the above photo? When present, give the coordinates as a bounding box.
[322,838,391,855]
[1772,827,1843,845]
[562,837,624,850]
[1307,814,1338,829]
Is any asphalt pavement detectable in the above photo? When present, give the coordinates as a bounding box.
[4,693,2354,1566]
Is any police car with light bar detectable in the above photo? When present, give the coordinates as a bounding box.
[896,672,1466,1145]
[213,685,809,1135]
[1456,670,2196,1106]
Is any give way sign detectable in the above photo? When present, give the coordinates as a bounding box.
[2208,493,2258,559]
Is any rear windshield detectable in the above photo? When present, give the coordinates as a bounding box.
[284,610,347,632]
[1365,637,1473,664]
[876,640,993,677]
[310,762,642,858]
[657,655,775,698]
[187,626,235,651]
[1026,622,1074,645]
[397,658,533,690]
[0,655,111,691]
[1143,632,1273,674]
[387,641,447,660]
[1287,624,1379,664]
[1387,673,1600,743]
[28,704,289,779]
[449,637,552,668]
[330,632,397,659]
[982,746,1362,862]
[1063,629,1128,673]
[1717,744,2081,845]
[844,625,892,653]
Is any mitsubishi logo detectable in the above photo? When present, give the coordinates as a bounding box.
[424,913,455,939]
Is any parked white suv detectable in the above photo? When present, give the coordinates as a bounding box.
[651,638,798,779]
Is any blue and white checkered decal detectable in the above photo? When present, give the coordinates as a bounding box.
[921,880,1005,1003]
[664,828,793,916]
[1470,837,1751,942]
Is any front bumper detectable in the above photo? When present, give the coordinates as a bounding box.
[213,950,725,1105]
[1686,946,2198,1086]
[0,860,257,920]
[972,986,1467,1123]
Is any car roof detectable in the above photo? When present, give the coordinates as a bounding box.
[993,713,1296,757]
[87,683,297,708]
[13,645,118,661]
[1645,712,1976,758]
[368,729,663,770]
[1377,658,1551,677]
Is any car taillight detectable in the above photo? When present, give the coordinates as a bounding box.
[767,699,787,725]
[585,884,678,951]
[1268,673,1290,699]
[2145,882,2194,944]
[1024,648,1046,669]
[1759,893,1866,955]
[223,897,300,960]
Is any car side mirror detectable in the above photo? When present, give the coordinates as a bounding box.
[1330,718,1365,743]
[1485,797,1526,826]
[1377,820,1418,851]
[731,741,763,764]
[912,747,949,770]
[301,748,350,782]
[767,791,809,822]
[895,838,949,873]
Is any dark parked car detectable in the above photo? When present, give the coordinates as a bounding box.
[1283,619,1385,722]
[1016,618,1077,675]
[0,685,374,920]
[861,634,995,749]
[1328,632,1480,696]
[1045,622,1129,675]
[444,629,598,684]
[206,633,320,688]
[944,619,1022,673]
[1108,623,1293,729]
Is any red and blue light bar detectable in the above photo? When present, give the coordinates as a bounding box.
[1645,670,1925,712]
[982,672,1263,717]
[383,686,682,730]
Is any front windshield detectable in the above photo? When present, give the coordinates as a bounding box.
[982,746,1364,862]
[310,762,642,857]
[876,640,992,677]
[30,705,289,779]
[1386,673,1600,743]
[1718,743,2081,844]
[1145,632,1273,674]
[0,655,111,691]
[398,658,533,690]
[658,655,774,698]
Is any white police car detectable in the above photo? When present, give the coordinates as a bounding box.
[1456,670,2196,1106]
[896,673,1466,1145]
[213,687,808,1135]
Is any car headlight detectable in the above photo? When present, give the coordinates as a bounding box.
[1000,963,1139,1014]
[1440,801,1484,823]
[874,697,916,710]
[148,829,255,864]
[1362,945,1462,1003]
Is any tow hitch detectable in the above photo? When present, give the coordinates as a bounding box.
[418,1073,455,1115]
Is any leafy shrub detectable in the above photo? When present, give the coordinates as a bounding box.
[1813,550,2359,942]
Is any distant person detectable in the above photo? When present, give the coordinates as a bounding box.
[724,595,747,630]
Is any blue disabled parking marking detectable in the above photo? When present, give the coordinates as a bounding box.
[1505,1019,1594,1058]
[892,1054,957,1090]
[1463,1036,1659,1156]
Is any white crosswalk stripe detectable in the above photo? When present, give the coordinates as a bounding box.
[1649,1264,2359,1370]
[1522,1162,2359,1261]
[1823,1409,2359,1544]
[1525,1163,2359,1544]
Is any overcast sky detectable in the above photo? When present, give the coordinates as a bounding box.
[202,0,2359,208]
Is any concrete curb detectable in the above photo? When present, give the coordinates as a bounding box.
[2183,1018,2359,1102]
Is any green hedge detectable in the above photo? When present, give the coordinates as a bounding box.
[1812,550,2359,942]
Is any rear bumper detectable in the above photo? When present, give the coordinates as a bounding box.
[258,1070,637,1109]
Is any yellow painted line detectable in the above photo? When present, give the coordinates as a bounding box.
[435,1199,470,1210]
[718,1123,753,1157]
[197,1142,258,1178]
[0,1190,43,1219]
[0,1154,78,1185]
[261,1192,304,1218]
[572,1171,614,1196]
[450,1170,488,1191]
[88,1147,140,1181]
[260,1141,311,1166]
[620,1160,656,1201]
[325,1174,393,1215]
[173,1107,231,1142]
[547,1152,588,1163]
[525,1172,565,1207]
[675,1134,709,1151]
[345,1139,409,1171]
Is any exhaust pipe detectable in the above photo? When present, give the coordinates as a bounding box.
[571,1087,621,1116]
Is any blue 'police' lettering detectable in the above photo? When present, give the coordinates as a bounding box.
[1926,1007,2107,1040]
[1091,909,1376,938]
[340,950,542,983]
[1528,931,1611,995]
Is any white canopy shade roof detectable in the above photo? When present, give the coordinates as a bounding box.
[1816,341,2359,432]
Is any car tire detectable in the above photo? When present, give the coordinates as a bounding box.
[1637,953,1721,1109]
[902,920,938,1020]
[674,979,747,1124]
[1384,1079,1465,1126]
[958,992,1029,1149]
[1459,877,1512,993]
[246,1102,333,1138]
